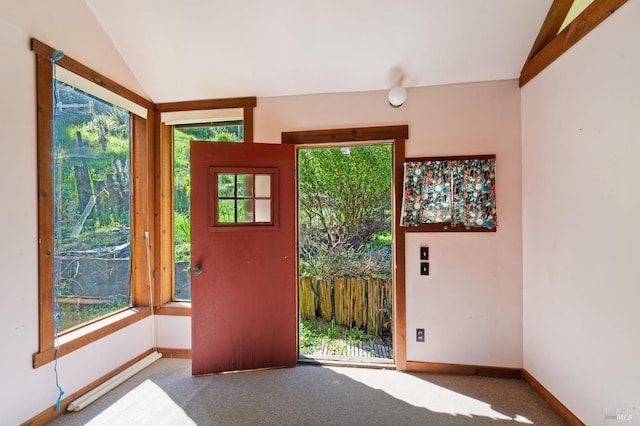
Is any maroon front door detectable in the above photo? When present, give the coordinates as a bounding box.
[190,142,297,375]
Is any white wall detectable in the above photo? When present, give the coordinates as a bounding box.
[0,2,150,424]
[256,80,523,368]
[156,315,191,349]
[1,2,525,422]
[521,2,640,425]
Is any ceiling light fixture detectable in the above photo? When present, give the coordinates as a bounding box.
[388,86,407,108]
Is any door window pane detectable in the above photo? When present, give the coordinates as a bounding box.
[218,174,235,197]
[237,174,253,198]
[218,199,235,223]
[255,199,271,222]
[255,175,271,198]
[237,199,254,222]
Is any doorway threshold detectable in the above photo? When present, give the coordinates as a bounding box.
[299,337,394,368]
[298,355,395,370]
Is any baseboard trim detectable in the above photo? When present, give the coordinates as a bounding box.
[522,369,586,426]
[157,347,192,359]
[406,361,522,379]
[21,349,154,426]
[407,362,584,424]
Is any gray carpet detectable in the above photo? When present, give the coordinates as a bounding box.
[48,359,566,425]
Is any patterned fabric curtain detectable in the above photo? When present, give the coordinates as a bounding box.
[400,161,452,226]
[451,159,497,228]
[400,158,497,229]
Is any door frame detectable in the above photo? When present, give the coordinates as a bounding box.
[282,125,408,370]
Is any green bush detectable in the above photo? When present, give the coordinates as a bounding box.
[298,145,392,279]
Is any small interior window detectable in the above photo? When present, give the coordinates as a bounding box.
[211,168,277,227]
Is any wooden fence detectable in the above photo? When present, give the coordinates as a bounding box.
[299,276,392,335]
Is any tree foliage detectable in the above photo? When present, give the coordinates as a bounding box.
[298,145,392,278]
[54,81,131,246]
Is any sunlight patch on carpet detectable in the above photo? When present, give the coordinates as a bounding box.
[329,366,527,422]
[86,379,195,426]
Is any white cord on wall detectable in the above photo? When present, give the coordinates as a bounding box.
[144,231,158,351]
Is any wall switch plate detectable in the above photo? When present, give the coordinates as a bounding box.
[420,247,429,260]
[420,262,429,276]
[416,328,425,342]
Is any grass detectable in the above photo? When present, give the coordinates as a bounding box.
[299,318,377,355]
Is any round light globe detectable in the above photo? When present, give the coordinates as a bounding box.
[388,86,407,108]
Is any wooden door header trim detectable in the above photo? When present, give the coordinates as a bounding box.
[155,97,257,112]
[282,125,409,145]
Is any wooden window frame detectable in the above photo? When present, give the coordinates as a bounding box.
[31,38,155,368]
[282,125,409,371]
[520,0,628,87]
[402,154,497,233]
[155,98,256,314]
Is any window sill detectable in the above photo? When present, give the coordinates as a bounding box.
[155,301,191,316]
[33,307,150,369]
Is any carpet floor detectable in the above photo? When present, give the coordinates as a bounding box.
[48,358,566,425]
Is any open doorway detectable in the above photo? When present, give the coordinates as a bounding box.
[297,143,394,364]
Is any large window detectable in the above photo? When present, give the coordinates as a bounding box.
[33,39,152,367]
[53,81,133,331]
[151,94,256,312]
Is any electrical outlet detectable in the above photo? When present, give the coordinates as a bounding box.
[416,328,425,342]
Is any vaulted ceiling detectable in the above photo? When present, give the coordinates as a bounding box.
[85,0,553,103]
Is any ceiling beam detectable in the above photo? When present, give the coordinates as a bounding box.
[519,0,628,87]
[525,0,574,64]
